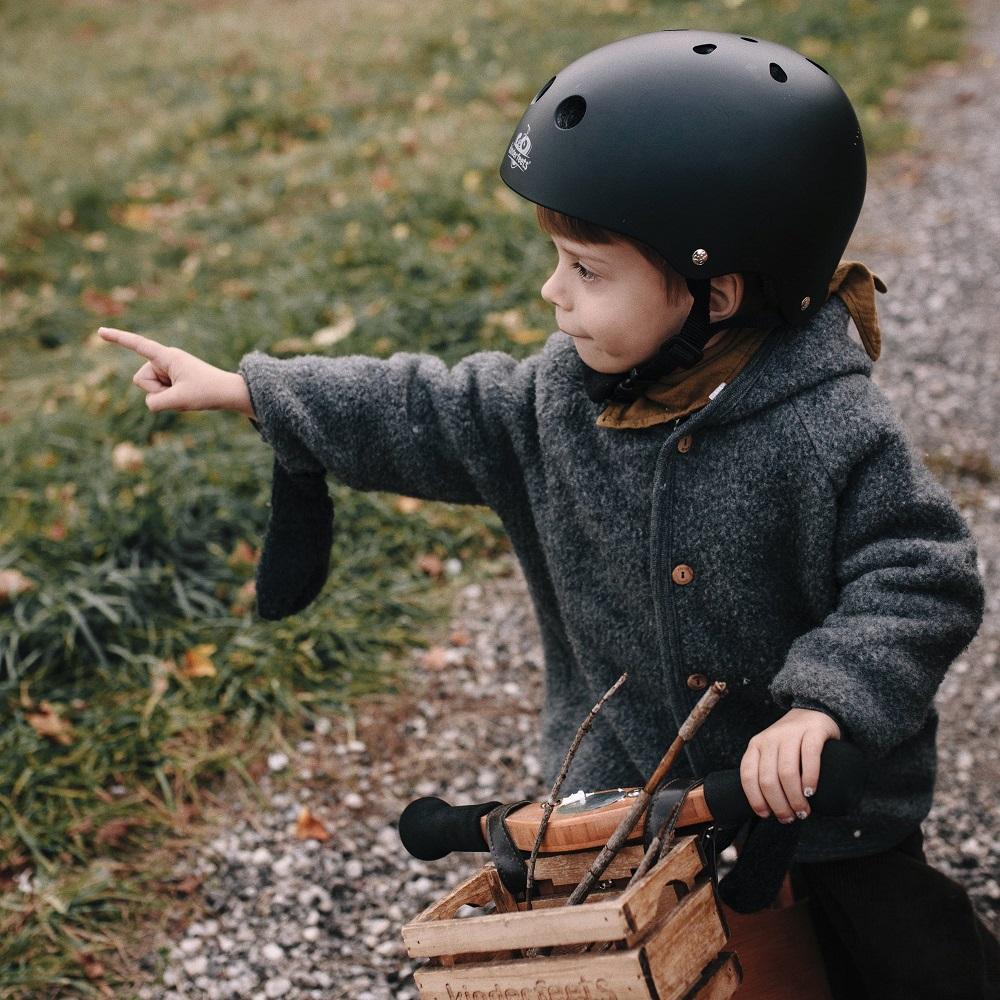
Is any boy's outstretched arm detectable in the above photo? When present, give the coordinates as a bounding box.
[99,327,256,417]
[235,347,538,505]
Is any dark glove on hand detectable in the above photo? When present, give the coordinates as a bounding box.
[717,814,801,913]
[255,457,334,620]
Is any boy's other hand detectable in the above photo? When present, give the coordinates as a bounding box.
[97,327,255,417]
[739,707,842,824]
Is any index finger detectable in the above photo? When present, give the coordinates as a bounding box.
[98,327,169,363]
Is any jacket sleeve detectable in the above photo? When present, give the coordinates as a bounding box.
[769,393,985,758]
[237,347,539,506]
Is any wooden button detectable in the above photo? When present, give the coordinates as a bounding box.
[687,673,709,691]
[677,434,693,454]
[671,564,695,585]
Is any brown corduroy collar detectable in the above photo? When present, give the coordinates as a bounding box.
[597,260,886,430]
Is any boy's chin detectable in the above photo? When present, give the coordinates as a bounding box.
[572,340,630,374]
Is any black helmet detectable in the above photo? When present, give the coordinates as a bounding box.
[499,30,866,398]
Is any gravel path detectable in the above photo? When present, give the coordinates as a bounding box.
[138,6,1000,996]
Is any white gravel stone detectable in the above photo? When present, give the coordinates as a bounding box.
[264,977,292,998]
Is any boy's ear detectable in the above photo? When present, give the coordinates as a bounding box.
[708,273,744,325]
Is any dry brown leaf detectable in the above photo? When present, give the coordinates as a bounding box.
[230,579,257,617]
[26,701,74,745]
[111,442,145,472]
[395,496,422,514]
[181,644,217,678]
[0,569,35,602]
[417,553,443,578]
[295,807,331,842]
[80,287,126,317]
[219,278,256,300]
[507,328,547,345]
[311,315,356,347]
[78,952,105,981]
[45,521,67,542]
[227,539,258,568]
[169,874,203,896]
[422,646,450,670]
[94,816,147,847]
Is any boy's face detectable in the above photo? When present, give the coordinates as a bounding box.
[540,235,692,374]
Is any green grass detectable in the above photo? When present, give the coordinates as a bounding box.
[0,0,966,993]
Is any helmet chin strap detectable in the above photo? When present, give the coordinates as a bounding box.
[580,278,783,404]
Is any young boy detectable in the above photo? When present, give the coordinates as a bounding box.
[100,30,997,997]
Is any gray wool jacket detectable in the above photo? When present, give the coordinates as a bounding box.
[239,296,984,862]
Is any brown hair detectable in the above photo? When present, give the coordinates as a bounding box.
[535,205,689,306]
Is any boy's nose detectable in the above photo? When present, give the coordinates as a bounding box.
[541,268,569,310]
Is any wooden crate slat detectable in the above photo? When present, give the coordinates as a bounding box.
[403,893,632,957]
[644,882,728,1000]
[685,952,742,1000]
[533,844,645,886]
[409,868,495,925]
[619,836,704,944]
[415,947,651,999]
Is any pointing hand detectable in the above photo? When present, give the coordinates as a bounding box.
[98,327,254,417]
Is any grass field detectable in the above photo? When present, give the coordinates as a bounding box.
[0,0,966,994]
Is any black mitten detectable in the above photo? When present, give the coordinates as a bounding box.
[717,815,801,913]
[255,457,334,620]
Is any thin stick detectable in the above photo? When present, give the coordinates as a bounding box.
[524,672,628,911]
[624,777,699,890]
[565,681,727,907]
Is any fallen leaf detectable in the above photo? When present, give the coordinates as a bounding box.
[311,314,356,347]
[78,952,105,981]
[94,816,146,846]
[45,521,68,542]
[0,569,35,602]
[111,442,145,472]
[169,874,203,897]
[395,496,422,514]
[371,163,396,192]
[449,630,471,647]
[422,646,450,670]
[271,337,313,354]
[507,327,547,344]
[219,278,256,300]
[417,553,444,577]
[181,644,217,678]
[26,701,75,745]
[230,579,257,617]
[227,539,258,568]
[295,806,331,841]
[80,287,126,317]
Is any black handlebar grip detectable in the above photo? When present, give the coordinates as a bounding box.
[702,739,866,827]
[398,796,500,860]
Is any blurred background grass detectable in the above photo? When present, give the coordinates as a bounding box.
[0,0,966,993]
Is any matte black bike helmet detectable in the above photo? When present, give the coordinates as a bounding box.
[499,30,867,401]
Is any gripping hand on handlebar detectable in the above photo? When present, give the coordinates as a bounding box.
[740,707,842,825]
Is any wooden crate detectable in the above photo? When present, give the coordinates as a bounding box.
[402,835,741,1000]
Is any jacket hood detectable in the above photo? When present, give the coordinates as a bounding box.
[697,295,872,429]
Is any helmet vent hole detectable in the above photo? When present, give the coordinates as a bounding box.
[555,95,587,130]
[741,36,759,43]
[769,63,788,83]
[807,58,829,75]
[532,76,556,104]
[693,43,717,54]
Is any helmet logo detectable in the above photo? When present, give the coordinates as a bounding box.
[507,124,533,172]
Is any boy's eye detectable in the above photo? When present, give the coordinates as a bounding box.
[572,261,597,282]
